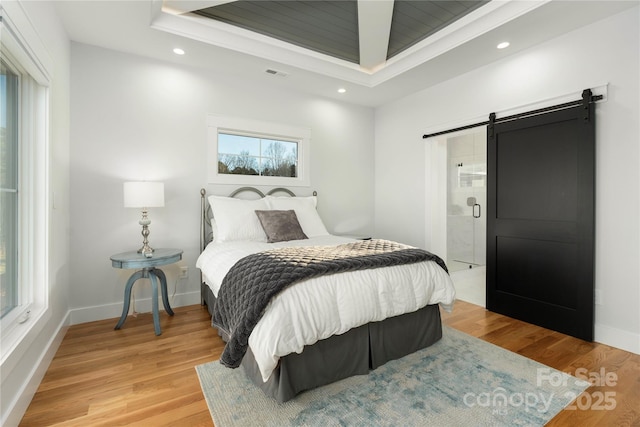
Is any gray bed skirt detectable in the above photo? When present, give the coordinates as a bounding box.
[201,282,443,402]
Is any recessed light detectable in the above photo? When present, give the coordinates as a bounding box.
[497,42,510,50]
[338,88,346,94]
[173,48,185,55]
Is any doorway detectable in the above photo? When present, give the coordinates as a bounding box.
[447,130,486,307]
[429,127,487,307]
[426,89,598,340]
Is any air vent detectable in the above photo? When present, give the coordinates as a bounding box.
[265,69,288,77]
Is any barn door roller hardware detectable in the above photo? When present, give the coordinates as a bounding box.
[422,88,603,140]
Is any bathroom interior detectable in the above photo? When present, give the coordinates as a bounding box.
[445,129,486,307]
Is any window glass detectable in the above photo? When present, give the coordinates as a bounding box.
[218,133,298,178]
[0,60,19,318]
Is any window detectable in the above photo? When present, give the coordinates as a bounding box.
[1,59,19,318]
[218,133,298,178]
[1,3,51,358]
[208,115,311,187]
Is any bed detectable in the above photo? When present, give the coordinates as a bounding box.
[196,187,456,403]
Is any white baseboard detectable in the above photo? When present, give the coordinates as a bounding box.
[3,312,70,427]
[595,322,640,355]
[69,291,201,325]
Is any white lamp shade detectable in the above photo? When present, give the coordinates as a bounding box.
[123,182,165,208]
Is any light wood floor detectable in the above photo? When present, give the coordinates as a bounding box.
[19,301,640,426]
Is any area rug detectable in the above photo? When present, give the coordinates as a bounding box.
[196,326,589,426]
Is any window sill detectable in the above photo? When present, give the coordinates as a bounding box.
[0,304,49,369]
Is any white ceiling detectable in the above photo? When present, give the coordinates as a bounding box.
[54,0,636,107]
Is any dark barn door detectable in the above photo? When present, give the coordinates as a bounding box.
[486,102,595,341]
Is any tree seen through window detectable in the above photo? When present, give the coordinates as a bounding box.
[218,133,298,178]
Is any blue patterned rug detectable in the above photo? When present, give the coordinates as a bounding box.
[196,326,589,426]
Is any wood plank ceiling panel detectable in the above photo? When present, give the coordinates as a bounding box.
[387,0,489,59]
[194,1,360,63]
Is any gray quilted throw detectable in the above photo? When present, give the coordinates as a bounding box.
[212,239,448,368]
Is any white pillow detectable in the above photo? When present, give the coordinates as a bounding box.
[208,195,269,242]
[265,196,329,237]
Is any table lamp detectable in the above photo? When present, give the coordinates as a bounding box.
[124,181,164,257]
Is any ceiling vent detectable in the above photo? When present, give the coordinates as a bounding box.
[265,68,288,77]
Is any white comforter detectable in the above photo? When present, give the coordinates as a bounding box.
[196,235,456,382]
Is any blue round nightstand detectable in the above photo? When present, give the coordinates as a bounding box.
[111,248,183,335]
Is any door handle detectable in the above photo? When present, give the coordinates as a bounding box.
[473,203,481,218]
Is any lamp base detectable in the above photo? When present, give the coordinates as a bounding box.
[137,245,155,258]
[138,211,154,257]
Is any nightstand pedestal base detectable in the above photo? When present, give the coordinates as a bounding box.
[115,267,175,336]
[111,248,183,336]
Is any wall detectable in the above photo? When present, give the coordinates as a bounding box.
[374,7,640,353]
[69,43,375,322]
[1,1,71,426]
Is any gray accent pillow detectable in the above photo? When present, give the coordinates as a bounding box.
[255,210,308,243]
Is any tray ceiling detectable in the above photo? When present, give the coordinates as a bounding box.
[190,1,488,65]
[54,1,637,106]
[156,0,512,85]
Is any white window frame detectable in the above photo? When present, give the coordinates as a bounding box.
[0,3,51,364]
[207,114,311,187]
